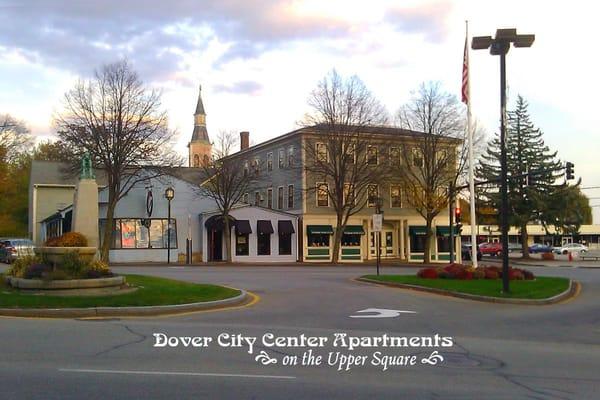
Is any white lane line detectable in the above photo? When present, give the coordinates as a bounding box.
[59,368,296,380]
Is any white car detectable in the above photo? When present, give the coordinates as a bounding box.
[553,243,588,255]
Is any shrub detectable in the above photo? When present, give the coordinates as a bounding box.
[508,269,524,280]
[60,251,87,277]
[484,269,500,279]
[45,232,88,247]
[83,259,113,279]
[23,263,52,279]
[7,255,41,278]
[417,268,438,279]
[472,269,485,280]
[521,269,535,280]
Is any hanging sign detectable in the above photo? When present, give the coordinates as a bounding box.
[146,190,154,217]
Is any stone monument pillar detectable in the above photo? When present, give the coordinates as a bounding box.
[71,153,99,248]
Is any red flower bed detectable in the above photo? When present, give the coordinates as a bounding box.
[417,263,535,281]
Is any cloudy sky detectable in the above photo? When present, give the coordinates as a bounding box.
[1,0,598,221]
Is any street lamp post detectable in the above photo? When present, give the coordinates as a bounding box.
[165,187,175,264]
[375,197,384,276]
[472,29,534,293]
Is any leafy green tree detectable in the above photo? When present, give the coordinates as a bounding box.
[544,185,592,236]
[476,96,563,257]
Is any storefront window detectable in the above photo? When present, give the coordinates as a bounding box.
[437,236,451,252]
[341,234,361,247]
[257,233,271,255]
[308,233,330,247]
[99,218,176,249]
[279,233,292,255]
[410,235,426,252]
[236,233,249,256]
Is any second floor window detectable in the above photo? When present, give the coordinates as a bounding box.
[254,191,260,206]
[390,184,402,208]
[288,184,294,208]
[343,183,355,206]
[242,193,249,204]
[278,187,284,209]
[367,184,379,207]
[267,188,273,209]
[253,158,260,177]
[278,149,285,168]
[267,153,273,172]
[317,183,329,207]
[367,145,378,165]
[243,161,249,177]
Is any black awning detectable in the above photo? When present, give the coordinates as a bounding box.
[278,220,295,234]
[204,215,235,230]
[235,220,252,235]
[257,220,274,234]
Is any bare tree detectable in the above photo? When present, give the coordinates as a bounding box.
[54,60,181,261]
[303,70,389,263]
[0,114,32,163]
[394,82,465,263]
[197,130,253,262]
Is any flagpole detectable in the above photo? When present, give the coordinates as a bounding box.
[465,20,478,268]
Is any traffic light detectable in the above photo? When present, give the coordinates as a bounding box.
[565,162,575,180]
[454,207,462,223]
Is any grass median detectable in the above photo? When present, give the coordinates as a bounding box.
[362,275,570,299]
[0,274,241,309]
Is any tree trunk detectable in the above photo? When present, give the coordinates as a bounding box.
[223,212,232,262]
[100,195,117,263]
[520,223,530,259]
[424,218,433,264]
[331,216,343,264]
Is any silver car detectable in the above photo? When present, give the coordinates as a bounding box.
[0,238,35,263]
[553,243,588,255]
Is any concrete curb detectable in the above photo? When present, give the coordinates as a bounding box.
[0,290,250,318]
[356,277,579,305]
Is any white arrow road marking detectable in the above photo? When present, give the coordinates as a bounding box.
[349,308,417,318]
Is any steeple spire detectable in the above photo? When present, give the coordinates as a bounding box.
[188,83,212,167]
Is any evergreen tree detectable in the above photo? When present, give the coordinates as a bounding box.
[476,96,563,257]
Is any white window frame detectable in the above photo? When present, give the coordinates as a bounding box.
[277,186,284,209]
[367,184,379,207]
[390,184,402,208]
[278,149,285,168]
[287,146,294,167]
[413,148,423,168]
[316,142,328,163]
[343,183,355,206]
[267,152,273,172]
[389,147,400,166]
[316,182,329,207]
[254,191,260,206]
[267,188,273,209]
[242,193,249,204]
[287,184,294,209]
[367,145,378,165]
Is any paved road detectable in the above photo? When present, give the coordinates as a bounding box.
[1,264,599,399]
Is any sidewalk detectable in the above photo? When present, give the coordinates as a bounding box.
[483,256,600,269]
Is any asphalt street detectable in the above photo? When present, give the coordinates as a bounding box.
[1,264,599,399]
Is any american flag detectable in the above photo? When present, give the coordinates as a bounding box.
[462,33,469,104]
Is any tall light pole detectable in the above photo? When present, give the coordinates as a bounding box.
[472,28,534,293]
[375,197,384,276]
[165,187,175,264]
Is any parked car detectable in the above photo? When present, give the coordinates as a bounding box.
[479,242,502,256]
[0,238,35,264]
[553,243,588,255]
[461,243,482,261]
[508,242,522,253]
[529,243,553,253]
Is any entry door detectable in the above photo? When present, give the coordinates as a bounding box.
[370,231,394,257]
[562,236,573,246]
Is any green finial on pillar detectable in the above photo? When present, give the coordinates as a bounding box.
[81,152,95,179]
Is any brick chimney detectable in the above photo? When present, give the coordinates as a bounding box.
[240,131,249,151]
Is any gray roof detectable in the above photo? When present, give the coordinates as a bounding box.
[191,125,210,142]
[30,160,108,186]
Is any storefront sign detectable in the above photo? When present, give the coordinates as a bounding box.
[372,214,383,232]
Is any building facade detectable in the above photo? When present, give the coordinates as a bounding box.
[224,126,460,263]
